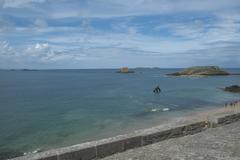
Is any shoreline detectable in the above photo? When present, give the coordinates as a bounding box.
[2,100,239,159]
[8,100,240,160]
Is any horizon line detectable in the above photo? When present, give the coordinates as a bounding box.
[1,67,240,70]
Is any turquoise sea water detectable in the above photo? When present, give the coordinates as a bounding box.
[0,68,240,157]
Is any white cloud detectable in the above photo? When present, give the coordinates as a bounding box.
[34,19,47,28]
[26,43,50,55]
[0,18,14,32]
[2,0,46,8]
[1,38,240,68]
[153,12,240,45]
[1,0,239,18]
[0,41,15,56]
[0,0,240,68]
[0,0,3,8]
[25,43,65,61]
[155,20,206,39]
[0,42,88,63]
[45,0,240,19]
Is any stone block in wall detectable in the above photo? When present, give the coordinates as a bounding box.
[38,155,58,160]
[142,129,171,146]
[168,126,185,138]
[123,136,142,150]
[58,146,96,160]
[184,121,207,135]
[96,140,124,158]
[217,113,240,125]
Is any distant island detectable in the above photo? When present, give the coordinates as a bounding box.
[10,69,39,71]
[134,67,160,70]
[116,67,134,73]
[22,69,39,71]
[224,85,240,93]
[167,66,230,77]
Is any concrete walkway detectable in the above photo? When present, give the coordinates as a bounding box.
[102,121,240,160]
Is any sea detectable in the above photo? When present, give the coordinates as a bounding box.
[0,68,239,158]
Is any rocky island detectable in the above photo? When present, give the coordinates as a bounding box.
[167,66,230,77]
[224,85,240,93]
[116,67,134,73]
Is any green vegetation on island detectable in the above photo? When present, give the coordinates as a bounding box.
[167,66,230,77]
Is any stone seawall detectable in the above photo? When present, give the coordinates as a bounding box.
[10,110,240,160]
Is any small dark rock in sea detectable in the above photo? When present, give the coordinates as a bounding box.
[224,85,240,93]
[153,86,161,94]
[0,149,23,160]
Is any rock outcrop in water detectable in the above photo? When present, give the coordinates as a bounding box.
[167,66,230,77]
[117,67,134,73]
[153,86,161,94]
[224,85,240,93]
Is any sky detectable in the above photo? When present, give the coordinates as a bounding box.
[0,0,240,69]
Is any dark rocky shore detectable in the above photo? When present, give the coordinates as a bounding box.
[224,85,240,93]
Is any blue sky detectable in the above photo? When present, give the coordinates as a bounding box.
[0,0,240,69]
